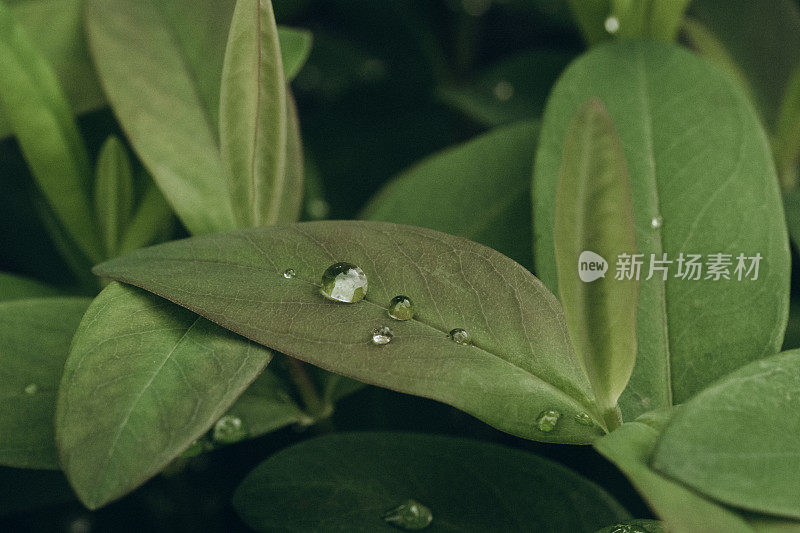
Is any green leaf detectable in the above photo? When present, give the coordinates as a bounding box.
[611,0,691,41]
[55,282,272,509]
[773,66,800,189]
[118,177,175,254]
[233,432,630,532]
[554,99,637,424]
[0,272,63,301]
[594,411,755,533]
[0,0,104,139]
[594,520,665,533]
[566,0,611,45]
[438,51,572,127]
[277,26,312,82]
[651,350,800,519]
[94,136,134,258]
[0,0,102,262]
[84,0,237,235]
[361,121,539,269]
[94,221,607,443]
[533,41,790,420]
[219,0,288,228]
[0,296,90,469]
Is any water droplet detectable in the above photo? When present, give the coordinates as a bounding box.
[282,268,296,279]
[536,409,561,432]
[371,326,394,345]
[388,295,415,321]
[212,415,247,444]
[320,262,368,303]
[307,198,330,220]
[650,216,663,229]
[449,328,471,345]
[181,437,211,458]
[604,16,620,34]
[382,499,433,531]
[575,412,594,426]
[24,383,38,395]
[493,80,514,101]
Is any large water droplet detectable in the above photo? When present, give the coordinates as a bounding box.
[536,409,561,432]
[449,328,471,345]
[372,326,394,345]
[212,415,247,444]
[24,383,38,395]
[388,295,414,321]
[320,262,368,303]
[574,412,594,426]
[382,499,433,531]
[604,16,620,34]
[283,268,296,279]
[650,216,663,229]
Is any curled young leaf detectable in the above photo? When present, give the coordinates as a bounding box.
[94,136,134,258]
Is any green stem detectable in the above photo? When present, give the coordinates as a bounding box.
[286,357,327,419]
[602,405,624,433]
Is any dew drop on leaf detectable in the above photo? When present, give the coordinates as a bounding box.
[388,295,414,321]
[574,412,594,426]
[382,498,433,531]
[604,16,620,34]
[320,262,368,303]
[371,326,393,345]
[282,268,296,279]
[448,328,471,345]
[24,383,38,395]
[536,409,561,432]
[650,216,663,229]
[212,415,248,444]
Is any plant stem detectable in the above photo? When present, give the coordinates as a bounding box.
[286,357,327,418]
[602,405,624,433]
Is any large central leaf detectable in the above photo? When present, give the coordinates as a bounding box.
[95,221,604,443]
[533,41,790,419]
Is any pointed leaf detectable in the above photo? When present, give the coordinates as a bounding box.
[533,41,790,420]
[95,221,606,443]
[233,432,630,532]
[554,99,637,421]
[773,66,800,188]
[224,369,310,437]
[84,0,237,234]
[0,296,90,469]
[566,0,612,45]
[277,26,312,81]
[652,350,800,519]
[0,0,101,261]
[55,282,272,509]
[219,0,288,228]
[361,122,539,269]
[611,0,691,42]
[0,272,63,301]
[118,177,175,254]
[94,136,134,258]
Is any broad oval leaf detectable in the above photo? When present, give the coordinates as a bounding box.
[594,411,755,533]
[0,296,90,469]
[220,0,288,228]
[361,121,539,269]
[55,282,272,509]
[233,432,630,532]
[94,136,134,258]
[652,350,800,519]
[94,221,607,443]
[533,41,790,420]
[0,1,101,262]
[85,0,237,235]
[555,99,637,423]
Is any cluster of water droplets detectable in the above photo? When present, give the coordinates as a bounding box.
[382,499,433,530]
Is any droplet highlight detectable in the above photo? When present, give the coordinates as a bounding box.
[24,383,38,395]
[282,268,296,279]
[574,412,594,426]
[212,415,248,444]
[382,499,433,531]
[320,262,368,303]
[650,216,663,229]
[371,326,394,345]
[604,16,620,34]
[493,80,514,102]
[449,328,471,345]
[388,295,414,321]
[536,409,561,432]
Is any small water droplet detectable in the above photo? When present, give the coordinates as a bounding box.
[449,328,471,345]
[493,80,514,101]
[283,268,296,279]
[650,216,663,229]
[575,412,594,426]
[212,415,247,444]
[382,499,433,530]
[604,16,620,34]
[181,436,211,458]
[388,295,415,321]
[536,409,561,432]
[24,383,38,395]
[371,326,394,345]
[320,262,368,303]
